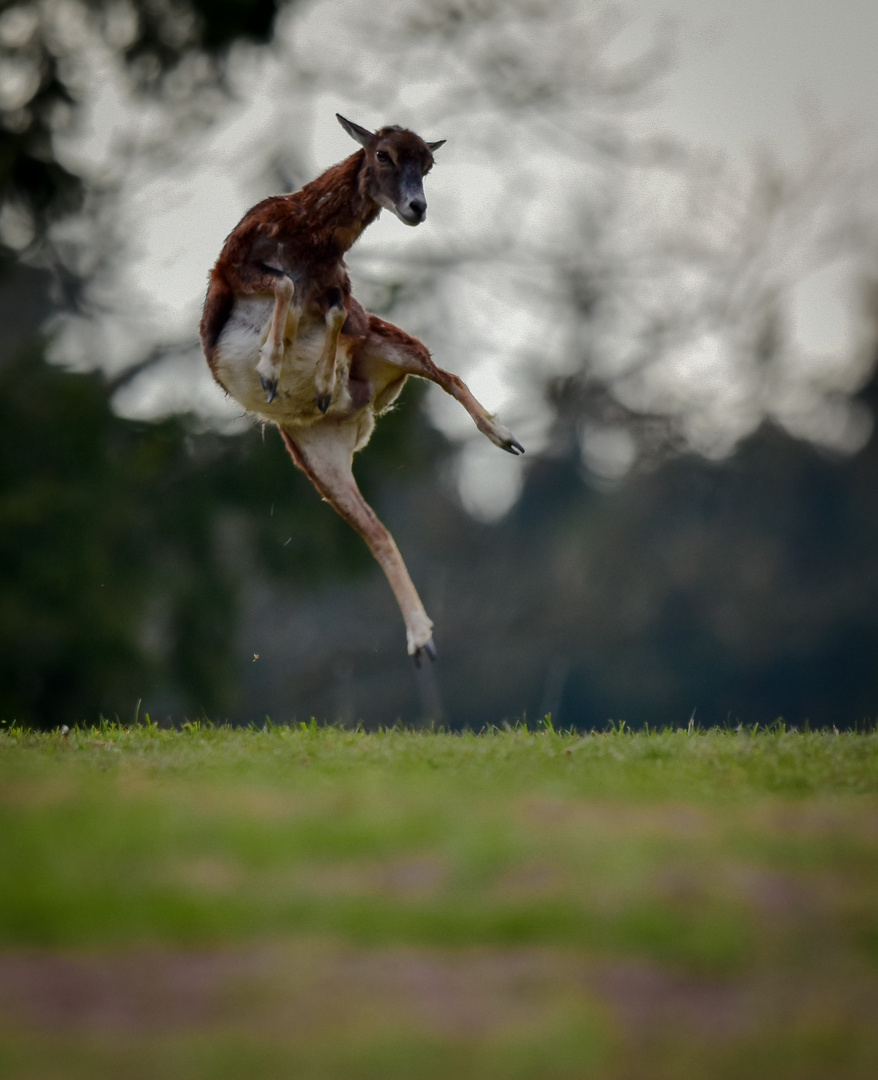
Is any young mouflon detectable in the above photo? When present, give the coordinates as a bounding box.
[201,117,523,661]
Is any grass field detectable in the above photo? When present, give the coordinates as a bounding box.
[1,721,877,1078]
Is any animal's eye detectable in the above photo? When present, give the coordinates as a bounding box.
[376,150,392,164]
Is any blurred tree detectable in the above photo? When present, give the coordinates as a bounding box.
[0,337,412,726]
[0,0,456,728]
[0,0,284,261]
[241,365,878,730]
[0,0,320,727]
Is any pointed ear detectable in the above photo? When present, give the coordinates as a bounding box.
[336,114,374,147]
[427,139,446,153]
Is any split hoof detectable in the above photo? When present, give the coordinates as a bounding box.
[260,375,278,404]
[483,420,525,456]
[412,638,438,667]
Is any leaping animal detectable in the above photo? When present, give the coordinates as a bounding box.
[200,116,523,661]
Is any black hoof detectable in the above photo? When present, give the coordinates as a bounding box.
[316,393,332,414]
[260,375,278,404]
[413,639,438,667]
[505,437,525,456]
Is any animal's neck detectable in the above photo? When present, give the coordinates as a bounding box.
[299,150,379,256]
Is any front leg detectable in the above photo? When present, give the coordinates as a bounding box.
[256,275,297,404]
[313,290,347,413]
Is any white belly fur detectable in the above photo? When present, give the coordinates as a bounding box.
[212,296,357,426]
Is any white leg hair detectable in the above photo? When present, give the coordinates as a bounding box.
[280,419,436,661]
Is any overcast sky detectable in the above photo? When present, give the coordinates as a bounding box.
[638,0,878,159]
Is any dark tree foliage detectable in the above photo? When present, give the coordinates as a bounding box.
[229,359,878,731]
[0,339,396,727]
[0,0,284,257]
[132,0,279,60]
[0,285,436,729]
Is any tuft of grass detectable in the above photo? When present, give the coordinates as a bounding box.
[1,722,877,1078]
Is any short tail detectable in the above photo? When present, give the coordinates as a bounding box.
[199,272,235,361]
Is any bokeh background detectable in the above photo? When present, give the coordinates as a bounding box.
[2,0,877,730]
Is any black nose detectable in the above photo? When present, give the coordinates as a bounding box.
[409,199,426,219]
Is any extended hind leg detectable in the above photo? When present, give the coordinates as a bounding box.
[358,315,524,455]
[279,420,436,661]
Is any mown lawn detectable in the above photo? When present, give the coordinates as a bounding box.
[0,722,876,1078]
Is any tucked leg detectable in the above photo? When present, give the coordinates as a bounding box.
[314,291,347,413]
[280,420,436,661]
[256,276,297,403]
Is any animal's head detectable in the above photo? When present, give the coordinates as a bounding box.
[337,114,445,226]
